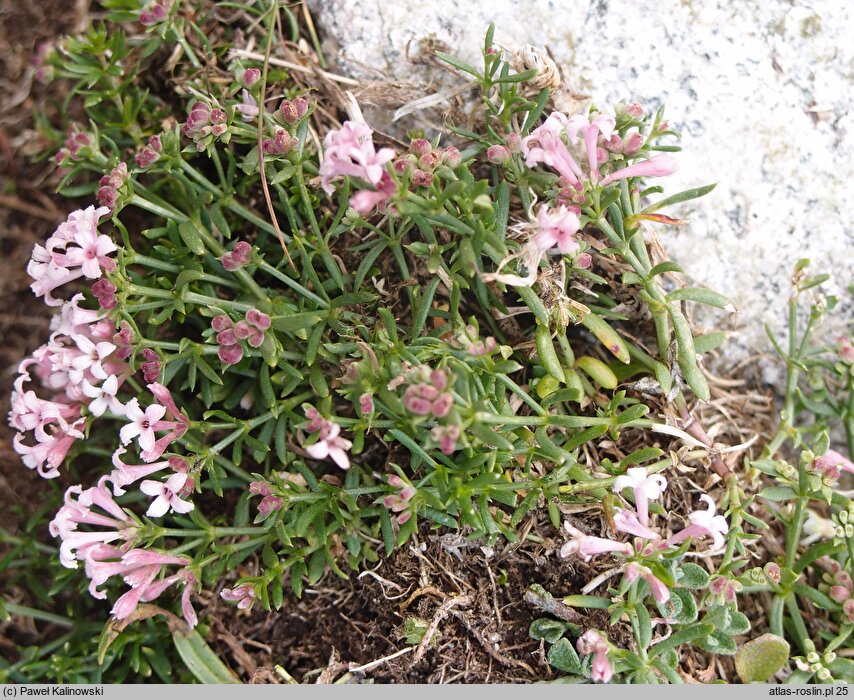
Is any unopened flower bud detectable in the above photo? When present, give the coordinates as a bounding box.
[442,146,462,167]
[411,169,433,188]
[241,68,261,87]
[486,145,511,164]
[409,138,431,156]
[575,252,593,269]
[506,132,522,153]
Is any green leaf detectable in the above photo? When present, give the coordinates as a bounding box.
[547,638,582,674]
[759,486,797,502]
[693,332,728,354]
[536,324,565,382]
[667,287,733,311]
[580,313,631,364]
[678,563,710,589]
[177,221,206,256]
[650,623,714,657]
[649,261,684,277]
[172,629,240,684]
[529,618,573,644]
[435,51,481,77]
[575,355,618,390]
[735,634,789,682]
[470,422,515,450]
[643,183,716,213]
[270,311,326,333]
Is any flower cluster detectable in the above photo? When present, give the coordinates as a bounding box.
[560,467,729,605]
[97,162,129,211]
[134,134,162,169]
[210,309,271,365]
[28,206,116,306]
[382,475,416,525]
[219,241,253,271]
[183,102,229,151]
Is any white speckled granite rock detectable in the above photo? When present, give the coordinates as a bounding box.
[309,0,853,372]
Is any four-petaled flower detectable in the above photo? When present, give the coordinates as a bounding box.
[120,398,166,453]
[613,467,667,527]
[140,472,195,518]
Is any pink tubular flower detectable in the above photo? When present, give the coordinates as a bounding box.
[49,477,137,568]
[640,567,670,604]
[599,155,677,187]
[534,204,581,254]
[667,494,729,550]
[110,549,196,628]
[560,521,633,561]
[521,112,583,185]
[137,382,190,462]
[140,472,195,517]
[349,171,396,214]
[566,112,616,182]
[108,447,171,495]
[613,467,668,527]
[613,508,660,540]
[319,121,394,195]
[236,90,259,122]
[577,631,613,683]
[814,449,854,478]
[221,584,257,610]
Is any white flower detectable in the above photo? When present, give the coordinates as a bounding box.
[613,467,668,526]
[140,473,194,518]
[686,495,729,549]
[81,375,124,417]
[120,398,166,452]
[68,334,116,384]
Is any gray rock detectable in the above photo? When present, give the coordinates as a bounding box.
[310,0,854,373]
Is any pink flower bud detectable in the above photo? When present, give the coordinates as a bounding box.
[233,321,251,339]
[575,252,593,269]
[211,314,233,332]
[258,495,284,515]
[216,329,238,346]
[242,68,261,87]
[409,138,432,156]
[623,132,644,155]
[430,393,453,418]
[246,309,271,330]
[625,102,644,118]
[442,146,462,167]
[359,392,374,415]
[218,344,243,365]
[411,169,434,188]
[830,586,850,604]
[506,132,522,153]
[486,145,511,164]
[418,151,442,170]
[763,562,781,584]
[249,481,272,496]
